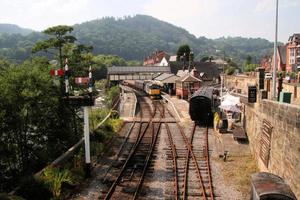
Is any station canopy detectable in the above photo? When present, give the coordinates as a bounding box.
[107,66,171,75]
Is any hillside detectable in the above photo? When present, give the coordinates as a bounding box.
[0,15,274,64]
[0,24,33,36]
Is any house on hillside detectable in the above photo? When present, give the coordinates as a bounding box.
[143,51,169,66]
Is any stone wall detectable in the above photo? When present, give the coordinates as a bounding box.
[223,74,300,105]
[233,94,300,198]
[224,74,300,197]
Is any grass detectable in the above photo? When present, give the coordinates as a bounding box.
[221,155,258,197]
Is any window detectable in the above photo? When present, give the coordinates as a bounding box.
[290,48,295,57]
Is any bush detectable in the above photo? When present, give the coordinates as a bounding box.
[15,176,52,200]
[41,166,74,200]
[104,86,120,106]
[0,193,25,200]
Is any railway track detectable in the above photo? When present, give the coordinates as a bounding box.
[101,96,214,200]
[163,103,214,200]
[101,97,161,199]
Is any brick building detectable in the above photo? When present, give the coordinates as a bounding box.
[270,34,300,74]
[286,34,300,72]
[143,51,169,66]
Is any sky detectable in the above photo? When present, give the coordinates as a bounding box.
[0,0,299,42]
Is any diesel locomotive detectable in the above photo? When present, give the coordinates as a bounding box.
[123,80,162,99]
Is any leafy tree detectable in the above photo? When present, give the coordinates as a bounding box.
[246,55,252,65]
[0,58,10,70]
[0,58,78,191]
[32,25,76,67]
[225,66,236,75]
[176,44,191,61]
[244,63,258,72]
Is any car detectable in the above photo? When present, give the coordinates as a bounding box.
[265,73,272,79]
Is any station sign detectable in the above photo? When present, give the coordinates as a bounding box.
[248,86,257,103]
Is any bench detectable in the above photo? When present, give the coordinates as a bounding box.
[232,126,247,141]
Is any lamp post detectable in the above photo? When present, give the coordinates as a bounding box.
[272,0,279,100]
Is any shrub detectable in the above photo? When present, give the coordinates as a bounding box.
[15,176,52,200]
[0,193,25,200]
[41,166,74,200]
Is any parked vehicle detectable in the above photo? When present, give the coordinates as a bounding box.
[265,73,272,79]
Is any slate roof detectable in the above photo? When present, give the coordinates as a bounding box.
[154,73,174,81]
[277,45,286,65]
[154,73,180,84]
[170,61,220,80]
[107,66,171,75]
[179,74,202,82]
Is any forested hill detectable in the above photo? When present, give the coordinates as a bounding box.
[0,15,273,63]
[0,24,33,35]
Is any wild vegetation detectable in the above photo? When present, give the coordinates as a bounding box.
[0,24,124,199]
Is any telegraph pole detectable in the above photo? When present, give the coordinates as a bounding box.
[273,0,279,100]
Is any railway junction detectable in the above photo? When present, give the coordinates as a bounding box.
[71,85,260,200]
[69,65,300,200]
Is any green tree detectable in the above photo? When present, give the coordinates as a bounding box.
[176,44,191,61]
[225,66,236,75]
[0,58,78,191]
[244,63,258,72]
[246,55,252,65]
[32,25,76,67]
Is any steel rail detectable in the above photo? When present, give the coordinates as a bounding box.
[160,102,179,200]
[178,123,207,200]
[133,120,162,199]
[164,105,212,199]
[104,96,156,200]
[205,126,214,200]
[182,123,196,200]
[104,97,152,199]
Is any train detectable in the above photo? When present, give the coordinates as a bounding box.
[123,80,162,99]
[189,86,220,126]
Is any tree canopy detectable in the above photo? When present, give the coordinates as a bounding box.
[32,25,77,67]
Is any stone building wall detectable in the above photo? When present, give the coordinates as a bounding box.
[223,74,300,105]
[224,74,300,197]
[242,99,300,198]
